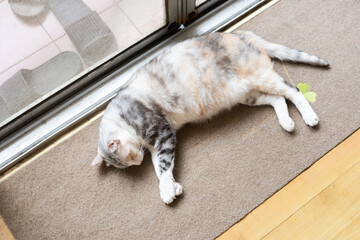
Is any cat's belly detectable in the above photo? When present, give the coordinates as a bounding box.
[165,78,251,129]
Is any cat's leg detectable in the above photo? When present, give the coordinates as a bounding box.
[252,71,319,127]
[243,91,295,132]
[149,122,182,204]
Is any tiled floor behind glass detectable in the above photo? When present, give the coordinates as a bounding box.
[0,0,165,85]
[0,0,165,124]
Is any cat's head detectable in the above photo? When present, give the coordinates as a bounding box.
[92,137,144,169]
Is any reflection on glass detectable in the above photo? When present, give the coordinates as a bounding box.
[0,0,166,125]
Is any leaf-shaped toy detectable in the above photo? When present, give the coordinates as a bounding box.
[297,82,317,103]
[303,91,317,103]
[297,82,310,94]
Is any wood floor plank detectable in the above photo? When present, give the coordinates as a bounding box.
[217,129,360,240]
[0,217,15,240]
[331,215,360,240]
[263,161,360,240]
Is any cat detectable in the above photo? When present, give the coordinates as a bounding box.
[92,31,329,204]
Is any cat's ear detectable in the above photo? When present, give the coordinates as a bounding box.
[92,154,104,166]
[108,139,121,153]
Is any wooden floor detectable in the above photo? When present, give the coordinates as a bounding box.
[217,129,360,240]
[0,217,14,240]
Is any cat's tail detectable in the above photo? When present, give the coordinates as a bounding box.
[243,31,330,67]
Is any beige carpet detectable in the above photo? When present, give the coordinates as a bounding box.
[1,0,360,239]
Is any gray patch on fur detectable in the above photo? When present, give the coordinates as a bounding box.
[216,56,232,72]
[245,96,257,105]
[233,33,261,59]
[200,33,225,52]
[283,81,299,91]
[114,94,176,174]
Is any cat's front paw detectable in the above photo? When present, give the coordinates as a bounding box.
[159,180,182,204]
[174,182,183,196]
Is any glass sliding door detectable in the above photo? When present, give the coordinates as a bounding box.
[0,0,170,129]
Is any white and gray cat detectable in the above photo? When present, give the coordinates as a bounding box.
[92,31,329,204]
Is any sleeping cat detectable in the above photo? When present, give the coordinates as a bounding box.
[92,31,329,204]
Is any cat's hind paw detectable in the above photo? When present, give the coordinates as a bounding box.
[279,117,295,132]
[302,110,319,127]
